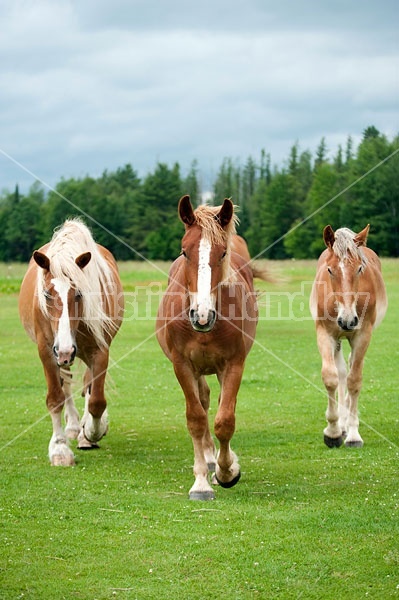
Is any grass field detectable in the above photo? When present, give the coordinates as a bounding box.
[0,259,398,599]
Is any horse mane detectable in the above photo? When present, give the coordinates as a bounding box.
[333,228,367,266]
[36,218,117,348]
[194,204,239,282]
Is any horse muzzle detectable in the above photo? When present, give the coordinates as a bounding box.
[337,315,359,331]
[189,308,217,333]
[53,344,77,366]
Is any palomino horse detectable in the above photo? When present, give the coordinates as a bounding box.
[310,225,387,448]
[156,195,260,500]
[19,219,124,465]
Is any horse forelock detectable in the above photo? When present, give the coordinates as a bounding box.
[36,219,117,348]
[332,228,367,266]
[193,205,238,245]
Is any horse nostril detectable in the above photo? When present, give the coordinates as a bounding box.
[352,315,359,327]
[71,345,77,361]
[337,317,343,329]
[53,345,59,358]
[189,309,196,322]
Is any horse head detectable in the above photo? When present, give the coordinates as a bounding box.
[323,224,369,331]
[178,195,235,333]
[33,250,92,366]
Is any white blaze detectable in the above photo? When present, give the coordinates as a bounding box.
[337,261,357,321]
[52,278,74,352]
[195,237,214,325]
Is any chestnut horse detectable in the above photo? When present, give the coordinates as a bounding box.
[156,195,260,500]
[19,219,124,466]
[310,225,387,448]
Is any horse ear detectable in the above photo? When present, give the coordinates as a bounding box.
[323,225,335,249]
[354,224,370,247]
[75,252,91,269]
[33,250,50,271]
[216,198,234,229]
[178,195,195,226]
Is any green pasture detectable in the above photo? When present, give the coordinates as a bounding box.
[0,259,398,599]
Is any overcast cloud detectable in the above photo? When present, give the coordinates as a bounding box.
[0,0,398,194]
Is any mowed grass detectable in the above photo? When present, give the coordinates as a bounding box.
[0,259,398,599]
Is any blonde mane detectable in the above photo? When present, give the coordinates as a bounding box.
[36,219,117,348]
[333,228,367,266]
[194,204,239,282]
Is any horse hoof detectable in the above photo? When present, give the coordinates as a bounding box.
[51,455,75,467]
[215,471,241,488]
[345,440,364,448]
[323,435,343,448]
[189,490,215,501]
[78,443,100,450]
[77,430,100,450]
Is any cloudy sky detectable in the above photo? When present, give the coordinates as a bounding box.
[0,0,398,194]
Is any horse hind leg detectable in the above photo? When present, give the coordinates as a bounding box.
[213,368,242,488]
[78,365,108,450]
[60,367,80,440]
[78,387,109,449]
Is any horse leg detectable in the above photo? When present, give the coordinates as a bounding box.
[198,376,217,474]
[344,332,371,447]
[335,343,348,438]
[60,366,80,440]
[78,353,109,448]
[316,328,343,447]
[40,345,75,466]
[214,365,242,488]
[174,362,215,500]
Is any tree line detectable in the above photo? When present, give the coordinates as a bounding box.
[1,126,398,262]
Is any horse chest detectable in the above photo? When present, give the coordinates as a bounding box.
[185,339,227,374]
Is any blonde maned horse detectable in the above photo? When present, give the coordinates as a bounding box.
[156,195,263,500]
[310,224,387,448]
[19,219,124,466]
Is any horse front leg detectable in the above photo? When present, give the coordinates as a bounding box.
[345,332,371,447]
[174,362,215,501]
[214,364,242,488]
[316,328,343,448]
[198,376,217,473]
[40,344,75,466]
[78,352,109,449]
[60,366,80,440]
[334,343,348,437]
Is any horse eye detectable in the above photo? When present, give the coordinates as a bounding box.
[357,265,363,274]
[75,291,82,301]
[181,250,187,258]
[327,266,333,276]
[44,290,52,301]
[221,251,227,260]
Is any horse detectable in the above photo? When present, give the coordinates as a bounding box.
[309,224,387,448]
[19,218,124,466]
[156,195,261,500]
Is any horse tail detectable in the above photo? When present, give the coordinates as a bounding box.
[250,261,275,283]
